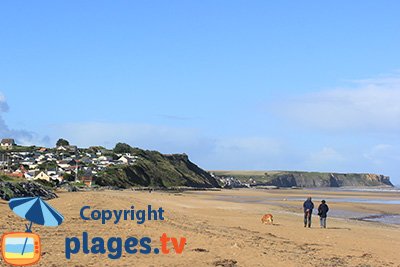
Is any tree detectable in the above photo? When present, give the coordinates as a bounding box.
[63,173,75,182]
[113,142,132,154]
[56,138,70,147]
[38,161,57,171]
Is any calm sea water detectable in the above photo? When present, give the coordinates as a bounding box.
[282,197,400,205]
[215,193,400,225]
[361,215,400,225]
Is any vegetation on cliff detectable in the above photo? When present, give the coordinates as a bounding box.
[95,145,220,188]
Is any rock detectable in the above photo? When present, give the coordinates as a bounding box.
[57,182,79,192]
[214,259,238,267]
[0,182,58,200]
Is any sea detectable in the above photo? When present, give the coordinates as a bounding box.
[215,187,400,225]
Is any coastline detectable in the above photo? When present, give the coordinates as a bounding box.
[205,188,400,224]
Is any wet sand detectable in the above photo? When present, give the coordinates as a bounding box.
[0,189,399,267]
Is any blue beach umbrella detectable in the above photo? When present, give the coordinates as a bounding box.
[8,197,64,255]
[9,197,64,228]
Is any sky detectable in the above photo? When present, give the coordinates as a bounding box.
[1,1,400,184]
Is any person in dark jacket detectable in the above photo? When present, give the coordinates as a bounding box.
[303,197,314,228]
[318,200,329,228]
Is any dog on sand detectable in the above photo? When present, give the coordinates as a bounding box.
[261,214,274,224]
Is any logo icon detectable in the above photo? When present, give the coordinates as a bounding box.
[0,197,64,266]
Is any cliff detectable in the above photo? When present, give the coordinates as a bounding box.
[212,171,393,188]
[95,149,220,189]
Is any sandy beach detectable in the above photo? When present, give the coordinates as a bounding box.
[1,189,399,267]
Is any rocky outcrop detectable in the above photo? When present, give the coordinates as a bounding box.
[0,182,58,200]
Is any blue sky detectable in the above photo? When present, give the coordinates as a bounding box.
[1,1,400,184]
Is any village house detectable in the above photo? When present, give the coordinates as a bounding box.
[56,145,78,153]
[117,155,130,164]
[50,174,63,183]
[56,145,67,152]
[57,159,77,169]
[1,138,16,150]
[24,171,35,180]
[80,170,94,187]
[33,171,51,182]
[27,163,38,170]
[95,155,113,167]
[37,147,47,153]
[9,165,27,178]
[0,141,142,188]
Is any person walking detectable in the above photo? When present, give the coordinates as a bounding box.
[303,197,314,228]
[318,200,329,228]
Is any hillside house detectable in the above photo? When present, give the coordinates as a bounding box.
[56,145,77,153]
[117,156,130,164]
[57,159,77,169]
[80,171,94,187]
[1,138,16,150]
[24,172,35,180]
[38,147,47,153]
[9,172,24,178]
[34,171,51,182]
[56,145,67,151]
[50,174,63,183]
[10,165,28,178]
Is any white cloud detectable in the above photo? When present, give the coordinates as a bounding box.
[49,122,214,153]
[363,144,400,165]
[0,92,49,146]
[306,147,346,168]
[275,73,400,132]
[214,137,281,155]
[361,144,400,184]
[206,136,285,170]
[0,93,10,112]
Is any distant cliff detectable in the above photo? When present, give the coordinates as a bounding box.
[212,171,393,188]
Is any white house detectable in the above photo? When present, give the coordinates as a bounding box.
[117,155,136,165]
[1,138,16,150]
[34,171,51,182]
[24,172,35,180]
[117,156,130,164]
[57,145,77,153]
[50,174,63,183]
[56,146,68,151]
[97,156,112,161]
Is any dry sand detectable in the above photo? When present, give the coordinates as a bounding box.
[1,189,399,267]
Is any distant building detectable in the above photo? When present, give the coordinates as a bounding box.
[80,171,94,187]
[1,138,16,150]
[117,156,130,164]
[56,145,67,151]
[56,145,78,153]
[33,171,51,182]
[38,147,47,153]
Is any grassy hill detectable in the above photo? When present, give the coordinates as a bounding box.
[96,148,220,188]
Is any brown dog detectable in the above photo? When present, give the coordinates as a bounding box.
[261,214,274,224]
